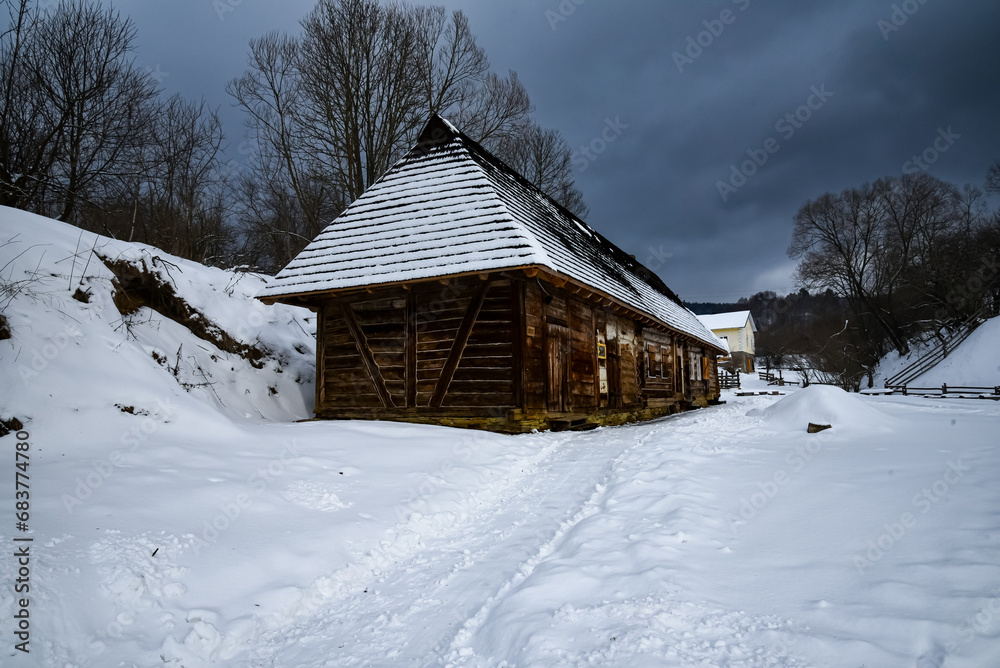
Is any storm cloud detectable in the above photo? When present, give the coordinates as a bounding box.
[117,0,1000,301]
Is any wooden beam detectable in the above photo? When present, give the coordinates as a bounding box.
[340,302,395,409]
[429,282,491,408]
[478,273,490,281]
[512,280,525,409]
[315,306,326,410]
[524,267,539,278]
[405,290,417,408]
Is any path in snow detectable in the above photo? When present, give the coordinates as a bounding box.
[247,416,694,666]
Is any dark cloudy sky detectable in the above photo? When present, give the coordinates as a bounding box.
[117,0,1000,302]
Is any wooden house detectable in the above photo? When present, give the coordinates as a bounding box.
[257,115,726,433]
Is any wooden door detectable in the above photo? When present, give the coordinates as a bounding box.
[606,338,622,408]
[546,321,571,412]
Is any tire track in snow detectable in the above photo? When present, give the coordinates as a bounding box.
[439,420,677,666]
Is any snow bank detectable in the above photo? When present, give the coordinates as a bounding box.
[0,205,316,424]
[910,316,1000,387]
[746,384,894,432]
[875,316,1000,388]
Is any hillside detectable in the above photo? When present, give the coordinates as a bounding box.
[0,207,316,425]
[2,208,1000,667]
[876,316,1000,388]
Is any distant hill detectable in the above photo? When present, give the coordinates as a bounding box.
[683,302,742,316]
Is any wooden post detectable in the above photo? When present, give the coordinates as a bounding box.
[405,290,417,408]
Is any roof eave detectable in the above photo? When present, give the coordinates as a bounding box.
[258,264,726,354]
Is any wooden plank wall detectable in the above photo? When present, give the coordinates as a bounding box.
[522,281,598,414]
[318,298,406,409]
[317,278,516,414]
[421,280,515,409]
[314,274,719,424]
[640,328,674,407]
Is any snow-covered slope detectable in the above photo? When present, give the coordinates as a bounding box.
[0,206,316,424]
[2,208,1000,667]
[875,316,1000,388]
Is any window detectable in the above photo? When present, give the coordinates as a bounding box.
[689,351,702,381]
[647,344,659,378]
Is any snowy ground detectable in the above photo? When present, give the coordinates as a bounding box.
[3,208,1000,667]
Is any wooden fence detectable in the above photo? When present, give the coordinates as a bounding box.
[719,371,740,389]
[758,371,800,386]
[886,384,1000,399]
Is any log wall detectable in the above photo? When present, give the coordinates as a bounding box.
[312,273,720,431]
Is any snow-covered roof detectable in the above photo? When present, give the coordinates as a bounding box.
[258,115,723,352]
[697,310,757,333]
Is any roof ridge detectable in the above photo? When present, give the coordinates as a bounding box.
[424,114,685,307]
[411,115,554,268]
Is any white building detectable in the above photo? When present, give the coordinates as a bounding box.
[696,310,757,372]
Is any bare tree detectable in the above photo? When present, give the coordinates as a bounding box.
[0,0,51,211]
[790,179,911,354]
[227,31,341,270]
[229,0,585,270]
[495,121,588,217]
[790,173,1000,364]
[140,95,230,262]
[29,0,158,221]
[0,0,159,222]
[987,159,1000,194]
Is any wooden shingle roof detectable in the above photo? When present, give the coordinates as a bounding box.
[258,115,724,352]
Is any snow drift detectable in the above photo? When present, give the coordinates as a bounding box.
[746,384,895,433]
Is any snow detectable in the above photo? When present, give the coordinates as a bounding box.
[876,316,1000,388]
[3,207,1000,667]
[697,310,756,332]
[746,385,898,433]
